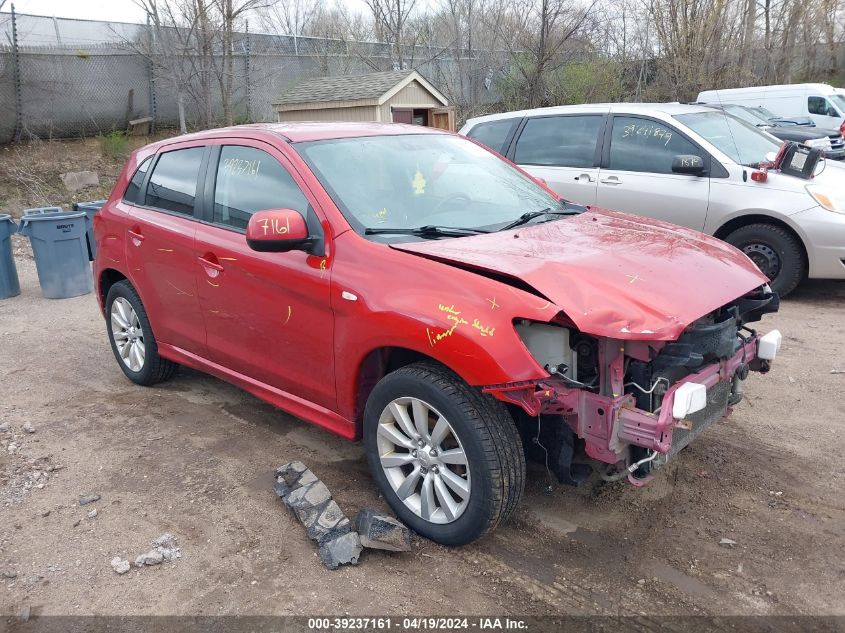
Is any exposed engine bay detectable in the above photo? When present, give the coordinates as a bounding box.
[489,285,781,487]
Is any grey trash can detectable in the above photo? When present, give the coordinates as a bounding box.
[72,200,107,261]
[18,207,93,299]
[0,214,21,300]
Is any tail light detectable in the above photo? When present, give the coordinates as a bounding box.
[840,121,845,136]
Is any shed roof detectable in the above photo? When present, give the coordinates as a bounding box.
[273,70,448,108]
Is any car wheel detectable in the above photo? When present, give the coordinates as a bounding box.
[363,362,525,545]
[725,223,805,297]
[105,280,177,386]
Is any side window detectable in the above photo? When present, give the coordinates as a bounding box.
[145,147,205,216]
[213,146,308,230]
[514,116,603,167]
[608,117,701,174]
[808,96,835,116]
[123,157,152,204]
[465,119,517,154]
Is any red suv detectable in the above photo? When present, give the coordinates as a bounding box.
[94,123,781,545]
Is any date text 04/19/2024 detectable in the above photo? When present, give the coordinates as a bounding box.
[307,617,529,630]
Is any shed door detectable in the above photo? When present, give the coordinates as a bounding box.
[431,108,455,132]
[392,109,413,124]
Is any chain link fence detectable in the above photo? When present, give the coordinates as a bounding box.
[0,13,502,144]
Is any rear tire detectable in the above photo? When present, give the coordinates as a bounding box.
[363,362,525,546]
[725,223,805,297]
[105,280,177,386]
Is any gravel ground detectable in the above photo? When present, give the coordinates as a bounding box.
[1,239,843,619]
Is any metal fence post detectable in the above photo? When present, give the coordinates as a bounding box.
[147,15,157,134]
[245,19,252,123]
[11,3,23,142]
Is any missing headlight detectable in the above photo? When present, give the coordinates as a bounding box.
[515,320,578,380]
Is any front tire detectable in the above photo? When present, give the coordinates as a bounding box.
[363,362,525,545]
[724,223,805,297]
[105,280,177,386]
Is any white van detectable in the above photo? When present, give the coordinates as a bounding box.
[697,84,845,133]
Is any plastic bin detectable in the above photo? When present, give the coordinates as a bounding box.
[0,214,21,300]
[18,207,93,299]
[72,200,107,261]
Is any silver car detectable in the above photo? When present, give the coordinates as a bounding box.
[460,103,845,296]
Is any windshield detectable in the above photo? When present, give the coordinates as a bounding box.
[750,106,778,119]
[675,111,782,166]
[829,94,845,113]
[295,134,562,240]
[723,105,769,126]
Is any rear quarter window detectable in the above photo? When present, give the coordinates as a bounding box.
[123,157,152,204]
[465,119,518,154]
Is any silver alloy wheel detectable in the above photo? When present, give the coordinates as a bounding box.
[110,297,145,372]
[377,397,471,524]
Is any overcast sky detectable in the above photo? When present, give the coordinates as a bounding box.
[4,0,370,23]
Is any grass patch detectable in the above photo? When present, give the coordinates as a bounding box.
[98,130,129,159]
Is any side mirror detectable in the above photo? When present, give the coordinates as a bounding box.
[246,209,313,253]
[671,154,706,176]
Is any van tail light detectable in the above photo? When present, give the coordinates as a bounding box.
[840,121,845,136]
[751,170,768,182]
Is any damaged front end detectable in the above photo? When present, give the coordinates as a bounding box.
[484,286,781,486]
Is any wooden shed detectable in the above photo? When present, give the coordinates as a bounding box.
[272,70,455,131]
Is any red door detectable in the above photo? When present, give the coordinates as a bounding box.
[192,141,336,410]
[392,109,413,124]
[124,143,207,356]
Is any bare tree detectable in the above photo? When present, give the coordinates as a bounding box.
[490,0,596,108]
[257,0,322,35]
[212,0,275,125]
[130,0,210,131]
[362,0,420,69]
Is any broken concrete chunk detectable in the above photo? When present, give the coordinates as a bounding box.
[79,494,100,506]
[60,170,99,192]
[284,481,332,511]
[304,501,352,546]
[273,479,293,499]
[152,533,177,549]
[135,549,164,566]
[110,557,130,575]
[274,461,309,487]
[273,463,363,568]
[356,509,412,552]
[318,531,362,570]
[297,470,318,487]
[152,533,182,560]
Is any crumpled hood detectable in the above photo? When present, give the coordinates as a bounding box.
[391,209,768,340]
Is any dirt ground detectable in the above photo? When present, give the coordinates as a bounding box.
[0,135,173,219]
[0,139,844,620]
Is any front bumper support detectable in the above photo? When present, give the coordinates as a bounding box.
[483,335,763,467]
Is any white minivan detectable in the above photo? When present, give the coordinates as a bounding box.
[697,84,845,133]
[460,103,845,296]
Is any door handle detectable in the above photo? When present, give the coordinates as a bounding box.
[197,255,224,278]
[574,173,594,182]
[127,229,145,246]
[600,176,622,185]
